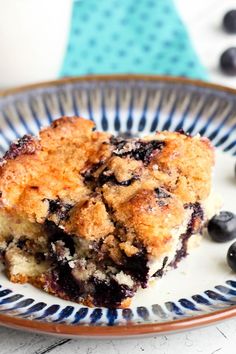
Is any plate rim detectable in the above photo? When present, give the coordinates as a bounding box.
[0,74,236,337]
[1,73,236,98]
[1,305,236,337]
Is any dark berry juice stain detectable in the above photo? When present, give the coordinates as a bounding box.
[46,198,73,221]
[186,202,204,234]
[44,221,150,306]
[35,252,46,264]
[122,247,149,287]
[15,236,45,262]
[110,136,127,151]
[45,222,83,300]
[111,136,165,165]
[46,223,137,307]
[50,264,135,308]
[92,277,134,308]
[52,263,82,301]
[155,187,171,199]
[82,161,104,183]
[171,202,204,268]
[0,248,5,260]
[16,236,36,256]
[45,221,75,256]
[153,256,168,278]
[1,135,37,162]
[16,237,28,251]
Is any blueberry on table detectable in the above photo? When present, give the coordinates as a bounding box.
[220,48,236,75]
[223,10,236,33]
[208,211,236,242]
[227,242,236,271]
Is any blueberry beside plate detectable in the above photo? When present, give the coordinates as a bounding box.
[208,211,236,242]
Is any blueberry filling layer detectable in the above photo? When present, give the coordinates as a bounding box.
[9,201,204,307]
[44,221,149,308]
[171,202,204,268]
[45,221,75,256]
[50,263,82,301]
[0,198,207,308]
[149,202,204,278]
[121,247,149,287]
[92,277,135,307]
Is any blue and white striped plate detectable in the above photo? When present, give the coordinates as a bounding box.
[0,75,235,338]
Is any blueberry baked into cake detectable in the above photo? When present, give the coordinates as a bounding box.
[0,117,218,308]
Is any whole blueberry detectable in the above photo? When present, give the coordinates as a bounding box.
[223,10,236,33]
[227,242,236,271]
[208,211,236,242]
[220,48,236,75]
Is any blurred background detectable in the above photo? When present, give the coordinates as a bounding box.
[0,0,236,88]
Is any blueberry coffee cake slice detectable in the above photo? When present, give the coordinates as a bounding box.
[0,116,218,308]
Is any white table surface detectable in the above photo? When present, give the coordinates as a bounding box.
[1,1,236,353]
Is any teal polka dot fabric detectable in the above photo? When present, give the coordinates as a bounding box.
[60,0,207,80]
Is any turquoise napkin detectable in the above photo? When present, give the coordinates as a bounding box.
[60,0,207,80]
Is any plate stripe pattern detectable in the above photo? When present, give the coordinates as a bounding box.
[0,280,235,325]
[0,80,235,155]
